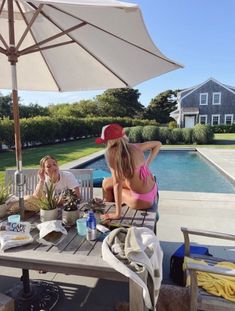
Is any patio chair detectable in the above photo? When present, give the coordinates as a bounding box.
[181,227,235,311]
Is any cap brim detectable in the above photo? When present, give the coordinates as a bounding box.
[95,137,105,144]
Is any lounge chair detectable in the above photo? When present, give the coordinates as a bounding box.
[181,227,235,311]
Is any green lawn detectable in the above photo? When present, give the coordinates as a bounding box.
[1,133,235,183]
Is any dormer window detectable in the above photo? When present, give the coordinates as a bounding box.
[212,92,221,105]
[200,93,208,105]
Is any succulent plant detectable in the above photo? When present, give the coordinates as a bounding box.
[63,189,80,212]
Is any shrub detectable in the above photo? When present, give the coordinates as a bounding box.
[170,128,183,144]
[142,126,160,141]
[159,127,172,144]
[168,121,178,129]
[192,124,214,144]
[182,128,193,144]
[128,126,143,143]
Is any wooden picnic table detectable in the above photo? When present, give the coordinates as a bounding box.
[0,202,157,311]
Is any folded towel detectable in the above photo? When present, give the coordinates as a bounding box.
[184,257,235,302]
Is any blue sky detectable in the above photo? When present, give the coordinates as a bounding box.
[2,0,235,107]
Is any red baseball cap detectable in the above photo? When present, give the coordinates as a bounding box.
[96,124,124,144]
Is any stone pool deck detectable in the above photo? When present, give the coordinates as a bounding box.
[1,148,235,310]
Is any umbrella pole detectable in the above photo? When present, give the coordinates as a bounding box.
[11,67,25,220]
[8,0,25,219]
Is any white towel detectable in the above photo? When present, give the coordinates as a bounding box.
[102,226,163,310]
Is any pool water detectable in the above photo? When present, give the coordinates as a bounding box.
[80,150,235,193]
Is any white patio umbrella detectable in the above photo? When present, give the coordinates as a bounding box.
[0,0,182,215]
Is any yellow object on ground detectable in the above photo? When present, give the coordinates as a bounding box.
[184,257,235,302]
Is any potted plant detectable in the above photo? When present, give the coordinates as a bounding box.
[82,198,105,224]
[39,182,59,222]
[0,183,12,218]
[62,189,80,226]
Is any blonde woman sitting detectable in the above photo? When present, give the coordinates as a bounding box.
[96,124,161,220]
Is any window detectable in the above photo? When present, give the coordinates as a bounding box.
[211,114,220,125]
[212,92,221,105]
[200,93,208,105]
[199,115,207,125]
[224,114,233,125]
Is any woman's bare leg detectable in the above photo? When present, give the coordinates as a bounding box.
[102,177,114,202]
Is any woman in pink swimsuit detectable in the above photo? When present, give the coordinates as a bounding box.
[96,124,162,220]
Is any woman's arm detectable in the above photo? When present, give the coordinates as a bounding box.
[136,141,162,166]
[33,169,45,198]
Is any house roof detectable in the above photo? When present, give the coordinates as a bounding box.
[178,78,235,101]
[181,107,199,114]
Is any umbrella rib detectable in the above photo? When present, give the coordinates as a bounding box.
[19,21,86,55]
[16,2,62,91]
[0,36,8,51]
[0,46,7,54]
[21,40,75,55]
[48,4,181,67]
[0,0,9,50]
[23,3,130,86]
[0,0,6,15]
[15,2,44,50]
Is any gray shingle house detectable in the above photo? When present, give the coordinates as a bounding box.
[171,78,235,128]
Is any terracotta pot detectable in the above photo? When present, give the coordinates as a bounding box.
[40,208,58,222]
[62,209,79,226]
[0,203,8,218]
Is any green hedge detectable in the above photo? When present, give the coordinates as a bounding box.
[124,124,214,144]
[212,124,235,133]
[0,116,157,149]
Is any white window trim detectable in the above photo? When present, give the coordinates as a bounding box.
[211,114,220,125]
[200,93,208,105]
[224,114,233,125]
[212,92,221,105]
[199,114,207,124]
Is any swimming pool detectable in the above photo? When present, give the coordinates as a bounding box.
[79,150,235,193]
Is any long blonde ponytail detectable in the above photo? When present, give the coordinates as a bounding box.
[106,137,134,179]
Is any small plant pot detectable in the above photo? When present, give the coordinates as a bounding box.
[0,203,8,218]
[40,208,58,222]
[62,209,79,226]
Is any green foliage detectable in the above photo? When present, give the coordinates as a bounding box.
[168,121,178,129]
[170,128,183,144]
[96,88,144,118]
[159,127,172,144]
[144,89,179,123]
[128,126,143,143]
[0,183,11,205]
[63,189,80,211]
[142,125,160,141]
[182,128,193,144]
[0,118,14,147]
[192,124,214,144]
[0,94,12,119]
[39,182,59,210]
[212,124,235,133]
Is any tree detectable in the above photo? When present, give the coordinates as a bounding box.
[76,100,100,117]
[19,103,49,118]
[96,88,144,117]
[144,89,180,123]
[0,93,12,119]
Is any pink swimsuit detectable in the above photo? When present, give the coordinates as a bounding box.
[130,163,158,204]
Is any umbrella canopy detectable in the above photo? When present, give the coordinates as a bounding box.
[0,0,182,215]
[0,0,182,91]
